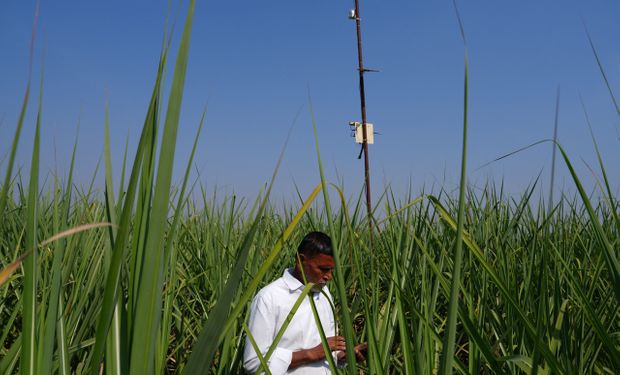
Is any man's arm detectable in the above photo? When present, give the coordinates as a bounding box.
[289,336,346,369]
[244,296,293,374]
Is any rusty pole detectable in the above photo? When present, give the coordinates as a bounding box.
[353,0,373,243]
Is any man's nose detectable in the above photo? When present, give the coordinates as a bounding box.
[324,270,334,281]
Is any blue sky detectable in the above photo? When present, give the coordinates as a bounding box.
[1,0,618,205]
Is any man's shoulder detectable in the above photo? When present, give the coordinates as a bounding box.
[253,274,288,302]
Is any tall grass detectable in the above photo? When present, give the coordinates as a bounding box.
[1,1,619,374]
[2,165,619,374]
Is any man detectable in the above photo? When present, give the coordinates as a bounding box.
[243,231,365,374]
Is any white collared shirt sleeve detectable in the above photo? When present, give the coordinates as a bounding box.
[243,293,293,375]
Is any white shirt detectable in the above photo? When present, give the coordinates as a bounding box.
[243,269,337,374]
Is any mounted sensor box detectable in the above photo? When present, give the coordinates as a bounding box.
[349,122,374,144]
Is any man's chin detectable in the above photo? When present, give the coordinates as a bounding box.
[311,283,326,292]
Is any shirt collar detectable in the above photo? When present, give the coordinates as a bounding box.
[282,268,305,291]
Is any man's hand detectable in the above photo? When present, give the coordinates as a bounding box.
[353,342,368,362]
[309,336,346,361]
[290,336,346,369]
[336,342,368,362]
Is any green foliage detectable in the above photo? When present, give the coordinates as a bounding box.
[1,153,620,375]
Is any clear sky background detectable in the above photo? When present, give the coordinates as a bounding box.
[1,0,618,206]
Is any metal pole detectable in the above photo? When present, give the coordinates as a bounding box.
[353,0,374,242]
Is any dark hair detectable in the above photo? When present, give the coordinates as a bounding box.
[297,231,333,258]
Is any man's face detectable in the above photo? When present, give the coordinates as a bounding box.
[299,252,335,291]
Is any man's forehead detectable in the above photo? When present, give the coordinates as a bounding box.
[306,253,335,266]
